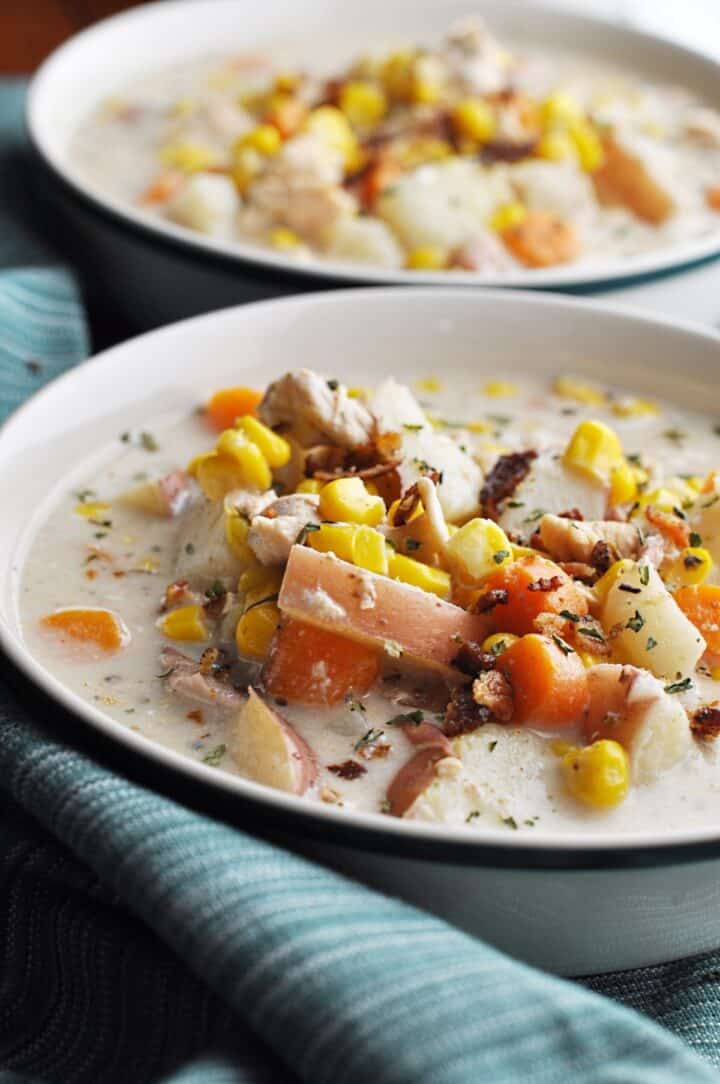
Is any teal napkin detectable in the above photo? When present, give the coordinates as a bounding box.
[2,78,720,1084]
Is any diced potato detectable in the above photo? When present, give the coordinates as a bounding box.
[278,545,491,677]
[167,173,240,236]
[175,499,244,590]
[120,470,193,518]
[228,687,317,794]
[584,664,692,782]
[602,562,705,680]
[325,214,403,267]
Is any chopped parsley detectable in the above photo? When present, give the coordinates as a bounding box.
[140,431,159,452]
[386,709,424,726]
[523,508,545,524]
[202,743,227,767]
[646,636,658,651]
[405,538,422,552]
[493,549,510,564]
[559,610,580,623]
[466,810,481,823]
[664,677,692,695]
[205,580,226,600]
[355,729,385,752]
[662,428,686,444]
[156,667,176,680]
[639,566,650,587]
[551,634,574,656]
[488,740,498,753]
[184,542,195,555]
[326,378,339,391]
[506,499,524,508]
[403,423,424,432]
[346,698,366,714]
[75,488,96,503]
[578,626,605,642]
[626,610,646,633]
[242,592,279,614]
[690,532,703,548]
[502,816,518,830]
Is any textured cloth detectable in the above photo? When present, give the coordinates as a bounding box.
[1,78,720,1084]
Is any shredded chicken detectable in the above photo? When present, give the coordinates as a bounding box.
[159,647,247,711]
[247,493,320,565]
[259,369,376,449]
[538,514,652,566]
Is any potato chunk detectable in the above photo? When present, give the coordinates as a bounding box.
[228,687,317,794]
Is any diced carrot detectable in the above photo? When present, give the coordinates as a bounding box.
[478,555,589,637]
[361,157,403,210]
[278,545,492,677]
[707,186,720,211]
[500,633,589,730]
[592,134,674,224]
[645,505,690,549]
[264,618,380,704]
[205,386,263,431]
[501,211,580,268]
[675,585,720,656]
[41,608,128,654]
[140,171,183,205]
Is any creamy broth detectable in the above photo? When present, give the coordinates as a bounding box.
[20,370,720,835]
[69,18,720,275]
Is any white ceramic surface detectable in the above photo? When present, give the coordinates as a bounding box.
[2,287,720,974]
[25,0,720,329]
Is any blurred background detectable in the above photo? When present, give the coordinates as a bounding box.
[1,0,719,74]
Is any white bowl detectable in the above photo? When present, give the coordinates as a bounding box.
[27,0,720,330]
[3,287,720,976]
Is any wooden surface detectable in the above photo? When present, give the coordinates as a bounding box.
[1,1,143,73]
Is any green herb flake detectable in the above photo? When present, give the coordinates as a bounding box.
[242,592,279,614]
[559,610,580,623]
[662,428,686,445]
[466,810,481,823]
[488,740,498,752]
[403,423,424,432]
[202,743,227,767]
[489,640,507,656]
[493,549,510,564]
[502,816,518,830]
[185,542,196,555]
[690,532,703,548]
[355,728,385,752]
[506,500,524,508]
[551,634,574,656]
[626,610,646,633]
[578,626,605,642]
[646,636,658,651]
[523,508,545,524]
[380,799,392,814]
[140,431,159,452]
[405,538,422,552]
[639,565,650,587]
[346,698,366,714]
[205,579,226,600]
[75,488,96,503]
[386,709,424,726]
[664,677,692,695]
[156,667,176,680]
[326,378,339,391]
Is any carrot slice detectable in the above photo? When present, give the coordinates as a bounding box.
[264,619,380,704]
[478,555,589,637]
[140,171,183,205]
[501,211,580,268]
[500,633,589,731]
[206,387,263,431]
[675,585,720,656]
[707,186,720,212]
[41,608,128,654]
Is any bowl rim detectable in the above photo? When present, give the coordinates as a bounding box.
[25,0,720,293]
[3,283,720,871]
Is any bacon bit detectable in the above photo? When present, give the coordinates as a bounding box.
[473,588,509,614]
[558,508,584,521]
[187,709,204,724]
[327,759,367,780]
[358,742,392,761]
[472,670,514,722]
[314,457,403,483]
[85,569,98,580]
[480,139,537,163]
[140,170,183,205]
[391,481,427,527]
[87,547,113,562]
[199,647,220,677]
[112,571,127,579]
[691,705,720,741]
[645,505,690,549]
[557,561,597,584]
[573,615,611,656]
[480,450,537,520]
[452,640,496,677]
[590,539,612,574]
[444,686,491,737]
[527,575,563,593]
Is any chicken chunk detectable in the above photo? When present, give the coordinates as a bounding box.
[499,450,608,542]
[175,499,244,590]
[247,493,321,565]
[538,514,651,566]
[259,369,376,450]
[159,647,247,712]
[167,173,239,236]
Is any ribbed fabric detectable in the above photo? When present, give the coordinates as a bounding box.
[1,78,720,1084]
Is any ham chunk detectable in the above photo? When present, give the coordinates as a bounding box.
[259,369,376,449]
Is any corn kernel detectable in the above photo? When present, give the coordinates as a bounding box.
[347,387,366,400]
[380,52,416,101]
[388,497,424,526]
[160,605,210,643]
[160,142,219,172]
[274,71,301,94]
[339,81,387,127]
[489,202,527,232]
[510,544,538,560]
[224,510,254,564]
[537,130,577,161]
[231,146,264,194]
[561,739,629,809]
[189,451,245,501]
[74,501,111,520]
[610,461,638,505]
[482,632,519,656]
[308,522,358,563]
[303,106,361,171]
[406,246,447,271]
[353,525,389,575]
[396,138,452,169]
[238,563,282,598]
[388,552,451,598]
[668,547,713,587]
[563,419,624,484]
[296,478,323,495]
[235,601,280,658]
[415,376,442,393]
[319,476,385,526]
[540,92,582,128]
[451,99,497,144]
[446,518,513,585]
[592,558,635,606]
[236,124,282,157]
[632,486,683,516]
[235,415,291,469]
[269,227,301,250]
[685,476,703,494]
[553,376,606,406]
[569,119,604,172]
[482,380,518,398]
[578,650,601,669]
[552,740,577,757]
[466,421,492,434]
[611,397,660,418]
[411,78,442,105]
[216,429,272,490]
